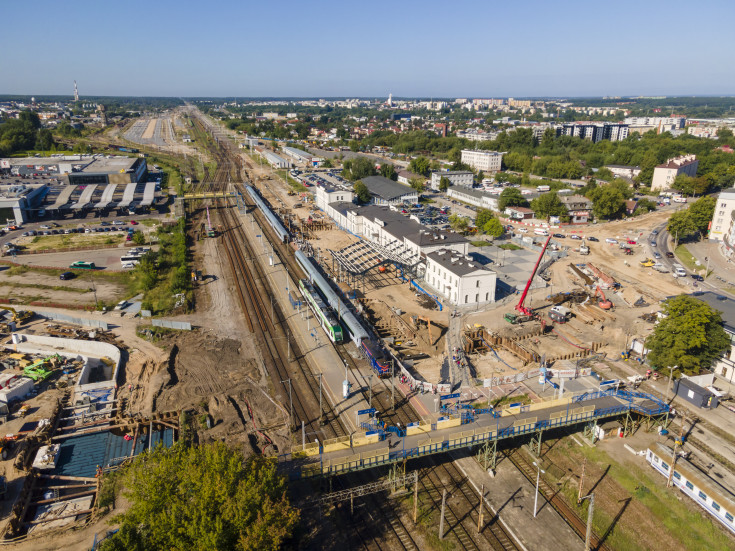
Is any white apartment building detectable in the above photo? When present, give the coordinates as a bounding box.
[424,249,496,306]
[314,186,353,212]
[624,116,686,129]
[605,165,641,180]
[461,150,504,172]
[709,188,735,243]
[651,155,699,192]
[430,171,474,190]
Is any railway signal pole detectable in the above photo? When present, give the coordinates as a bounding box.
[439,489,447,539]
[533,461,545,518]
[580,493,595,551]
[317,373,324,425]
[368,374,374,408]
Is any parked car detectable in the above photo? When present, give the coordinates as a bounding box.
[587,236,599,242]
[114,300,129,311]
[653,252,662,259]
[691,274,704,281]
[59,271,75,280]
[606,238,618,244]
[129,220,138,225]
[112,220,124,225]
[552,233,565,238]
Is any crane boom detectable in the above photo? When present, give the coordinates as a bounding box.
[515,235,552,316]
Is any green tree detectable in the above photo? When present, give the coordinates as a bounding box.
[449,213,470,232]
[342,157,376,181]
[321,158,333,168]
[635,198,657,213]
[672,174,699,196]
[409,177,425,193]
[498,187,529,210]
[591,187,626,220]
[483,217,504,237]
[475,208,495,228]
[688,196,716,234]
[530,192,566,219]
[348,139,360,152]
[645,295,730,375]
[667,210,699,241]
[438,176,450,192]
[477,170,485,183]
[99,442,299,551]
[132,230,145,245]
[409,155,430,176]
[354,180,371,203]
[379,163,397,180]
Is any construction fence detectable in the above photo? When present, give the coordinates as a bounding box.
[151,319,192,331]
[37,310,109,330]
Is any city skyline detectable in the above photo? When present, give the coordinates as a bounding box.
[2,0,734,97]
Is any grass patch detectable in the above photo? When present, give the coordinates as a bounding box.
[418,196,435,204]
[23,233,125,252]
[549,442,734,551]
[137,325,178,342]
[136,219,159,228]
[498,242,522,250]
[0,280,91,294]
[674,244,700,271]
[470,240,491,247]
[276,169,308,192]
[492,393,530,408]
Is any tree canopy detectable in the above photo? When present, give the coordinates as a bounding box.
[100,442,299,551]
[379,162,397,180]
[530,192,566,219]
[483,217,504,237]
[342,157,376,181]
[666,196,716,241]
[409,155,430,176]
[438,176,450,192]
[645,295,730,375]
[498,187,529,210]
[354,180,371,203]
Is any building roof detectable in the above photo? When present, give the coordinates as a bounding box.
[427,249,495,277]
[656,155,697,169]
[397,169,422,180]
[687,291,735,334]
[605,164,640,170]
[449,186,490,200]
[435,170,473,176]
[560,195,593,207]
[362,175,416,201]
[506,206,534,213]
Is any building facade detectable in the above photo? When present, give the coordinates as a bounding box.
[424,249,496,306]
[430,171,474,190]
[460,150,503,172]
[361,175,418,206]
[605,165,641,180]
[447,186,498,211]
[314,186,354,212]
[651,155,699,192]
[709,188,735,243]
[560,195,594,223]
[558,123,629,143]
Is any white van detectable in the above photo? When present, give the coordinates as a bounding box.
[534,228,549,236]
[673,264,687,277]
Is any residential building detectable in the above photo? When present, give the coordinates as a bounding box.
[624,116,686,129]
[558,122,629,143]
[447,186,498,211]
[651,155,698,192]
[709,188,735,243]
[461,150,503,172]
[687,292,735,385]
[424,249,496,306]
[560,195,594,223]
[605,165,641,180]
[430,171,474,190]
[361,175,418,206]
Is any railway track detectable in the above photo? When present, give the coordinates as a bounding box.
[505,447,611,551]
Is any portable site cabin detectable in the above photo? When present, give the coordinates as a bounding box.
[674,378,719,409]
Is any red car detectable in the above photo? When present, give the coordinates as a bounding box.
[627,239,637,245]
[129,220,138,225]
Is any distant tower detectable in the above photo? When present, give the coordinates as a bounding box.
[97,104,107,126]
[387,93,393,107]
[74,81,79,102]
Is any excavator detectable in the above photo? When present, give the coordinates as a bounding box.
[594,286,613,310]
[505,235,552,324]
[1,307,33,325]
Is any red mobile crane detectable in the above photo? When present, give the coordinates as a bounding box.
[504,235,552,324]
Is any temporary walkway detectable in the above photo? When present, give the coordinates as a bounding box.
[95,184,118,209]
[117,183,137,209]
[49,185,76,210]
[70,184,97,210]
[286,389,668,479]
[138,182,156,208]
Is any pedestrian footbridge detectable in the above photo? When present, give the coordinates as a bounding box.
[284,390,668,480]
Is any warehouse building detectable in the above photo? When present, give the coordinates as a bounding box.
[282,146,322,167]
[361,175,418,206]
[430,170,474,190]
[0,181,49,224]
[256,148,290,169]
[2,155,147,186]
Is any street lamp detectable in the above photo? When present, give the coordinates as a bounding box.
[533,461,546,518]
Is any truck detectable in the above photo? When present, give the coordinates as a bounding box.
[549,305,572,323]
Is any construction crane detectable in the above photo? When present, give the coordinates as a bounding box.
[594,286,613,310]
[504,235,552,324]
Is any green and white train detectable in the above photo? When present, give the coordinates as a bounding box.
[299,279,344,343]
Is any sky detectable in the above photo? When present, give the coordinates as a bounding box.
[1,0,734,98]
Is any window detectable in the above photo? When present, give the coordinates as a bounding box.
[475,294,479,302]
[720,211,725,216]
[464,295,468,304]
[712,502,720,512]
[485,292,489,301]
[673,471,681,480]
[726,512,734,523]
[476,280,480,288]
[699,491,707,501]
[653,456,659,464]
[685,481,694,490]
[661,461,669,471]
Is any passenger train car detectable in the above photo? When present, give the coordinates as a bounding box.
[646,443,735,535]
[298,279,343,343]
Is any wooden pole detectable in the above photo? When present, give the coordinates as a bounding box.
[439,489,447,540]
[578,457,587,504]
